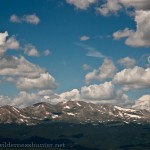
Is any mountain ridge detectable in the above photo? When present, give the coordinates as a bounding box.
[0,101,150,125]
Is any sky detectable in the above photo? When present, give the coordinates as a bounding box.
[0,0,150,108]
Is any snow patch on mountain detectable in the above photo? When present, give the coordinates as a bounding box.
[114,106,136,112]
[64,106,71,109]
[76,102,81,107]
[67,113,75,116]
[52,115,58,119]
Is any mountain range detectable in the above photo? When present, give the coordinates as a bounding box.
[0,101,150,125]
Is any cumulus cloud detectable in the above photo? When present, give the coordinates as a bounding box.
[113,28,134,40]
[0,95,11,106]
[50,82,128,105]
[0,56,44,78]
[0,31,8,45]
[11,90,59,108]
[96,0,122,16]
[125,10,150,47]
[81,82,116,100]
[49,89,80,104]
[12,91,39,108]
[80,35,90,41]
[0,55,58,92]
[17,73,58,91]
[113,11,150,47]
[147,55,150,67]
[59,89,80,101]
[66,0,97,10]
[120,0,150,10]
[97,59,117,80]
[132,94,150,111]
[24,44,39,57]
[85,59,116,83]
[113,66,150,91]
[82,64,92,70]
[97,1,150,48]
[81,82,129,104]
[0,89,59,108]
[118,57,136,68]
[0,32,20,56]
[66,0,150,13]
[97,0,150,16]
[10,89,80,107]
[10,14,40,25]
[85,69,97,84]
[0,31,59,107]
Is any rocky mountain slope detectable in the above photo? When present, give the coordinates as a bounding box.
[0,101,150,125]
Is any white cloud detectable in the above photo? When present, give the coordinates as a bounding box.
[113,66,150,91]
[17,73,58,91]
[50,89,80,104]
[0,31,8,45]
[81,82,129,104]
[80,35,90,41]
[0,56,44,78]
[97,59,117,81]
[120,0,150,10]
[132,94,150,111]
[0,95,11,106]
[96,0,122,16]
[11,90,59,108]
[0,89,59,108]
[118,57,136,68]
[0,55,58,92]
[86,49,105,58]
[126,10,150,47]
[59,89,80,101]
[51,82,128,105]
[6,36,20,49]
[0,32,58,107]
[85,69,97,84]
[10,14,22,23]
[12,91,39,108]
[66,0,97,10]
[0,32,20,56]
[81,82,116,100]
[113,10,150,47]
[24,44,39,57]
[113,28,133,40]
[10,14,40,25]
[97,0,150,16]
[77,0,150,47]
[113,9,150,47]
[38,89,57,97]
[85,59,116,83]
[82,64,92,70]
[23,14,40,25]
[44,49,51,56]
[148,56,150,64]
[147,55,150,67]
[76,43,106,58]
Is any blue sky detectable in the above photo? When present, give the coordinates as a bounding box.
[0,0,150,107]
